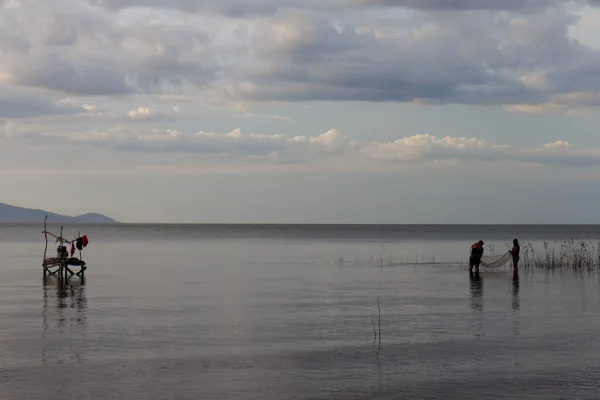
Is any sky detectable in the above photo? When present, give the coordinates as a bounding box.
[2,0,600,224]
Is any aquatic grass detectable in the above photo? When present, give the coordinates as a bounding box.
[324,238,600,272]
[520,239,600,272]
[372,297,381,350]
[326,253,462,268]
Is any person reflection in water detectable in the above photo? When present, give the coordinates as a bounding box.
[469,272,483,312]
[512,274,520,311]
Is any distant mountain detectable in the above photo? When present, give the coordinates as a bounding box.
[0,202,117,224]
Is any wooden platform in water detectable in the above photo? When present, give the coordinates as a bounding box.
[41,216,90,279]
[43,257,86,267]
[43,257,87,277]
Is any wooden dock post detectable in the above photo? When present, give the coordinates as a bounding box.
[43,215,48,277]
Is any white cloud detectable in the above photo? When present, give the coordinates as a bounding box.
[504,91,600,115]
[543,140,572,149]
[4,125,600,169]
[60,128,355,163]
[569,5,600,49]
[128,106,154,119]
[234,112,291,120]
[360,134,505,163]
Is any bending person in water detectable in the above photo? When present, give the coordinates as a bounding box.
[469,240,484,275]
[510,238,520,274]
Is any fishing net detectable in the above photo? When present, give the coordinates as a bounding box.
[480,252,513,268]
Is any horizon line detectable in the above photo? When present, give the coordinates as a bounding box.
[4,222,600,226]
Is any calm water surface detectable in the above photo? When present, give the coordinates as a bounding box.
[1,224,600,399]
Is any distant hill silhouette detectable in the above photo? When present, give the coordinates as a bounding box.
[0,202,117,223]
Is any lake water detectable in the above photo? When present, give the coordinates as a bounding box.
[1,224,600,399]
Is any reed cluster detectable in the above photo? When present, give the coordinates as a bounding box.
[519,239,600,271]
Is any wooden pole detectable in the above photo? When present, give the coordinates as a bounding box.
[42,231,74,244]
[43,215,48,259]
[43,215,48,276]
[371,318,377,346]
[78,231,82,261]
[58,225,64,281]
[377,297,381,350]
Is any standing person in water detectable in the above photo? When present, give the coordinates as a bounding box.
[510,239,520,274]
[469,240,484,275]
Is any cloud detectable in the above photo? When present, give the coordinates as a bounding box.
[3,54,132,95]
[0,0,133,94]
[198,6,600,111]
[360,134,600,167]
[0,98,76,119]
[0,102,176,140]
[4,125,600,169]
[0,0,599,115]
[86,0,330,16]
[127,106,154,119]
[360,134,507,163]
[349,0,561,12]
[85,0,599,14]
[0,87,81,118]
[504,91,600,115]
[124,105,177,121]
[0,0,215,96]
[59,128,354,164]
[234,112,291,120]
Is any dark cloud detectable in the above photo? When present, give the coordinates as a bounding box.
[86,0,330,16]
[0,93,81,119]
[214,11,568,106]
[0,1,216,96]
[349,0,561,12]
[7,55,132,96]
[0,0,599,109]
[85,0,599,14]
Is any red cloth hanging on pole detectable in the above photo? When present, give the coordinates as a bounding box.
[75,235,89,250]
